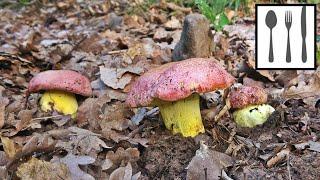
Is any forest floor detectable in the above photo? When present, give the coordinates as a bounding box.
[0,0,320,179]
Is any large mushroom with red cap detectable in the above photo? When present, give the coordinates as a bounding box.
[126,58,234,137]
[27,70,92,118]
[229,85,275,128]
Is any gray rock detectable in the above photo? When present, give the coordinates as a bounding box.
[172,14,213,61]
[107,12,123,31]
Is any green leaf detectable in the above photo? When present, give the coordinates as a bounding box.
[317,46,320,65]
[195,0,217,24]
[218,13,230,28]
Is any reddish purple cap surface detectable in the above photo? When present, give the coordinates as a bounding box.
[126,58,235,107]
[229,86,267,109]
[28,70,92,97]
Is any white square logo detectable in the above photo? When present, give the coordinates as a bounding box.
[256,4,316,70]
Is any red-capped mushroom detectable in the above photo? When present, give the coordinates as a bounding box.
[229,85,267,109]
[27,70,92,118]
[126,58,234,137]
[229,85,274,128]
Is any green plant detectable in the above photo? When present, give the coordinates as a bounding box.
[195,0,230,31]
[228,0,249,12]
[307,0,320,3]
[0,0,32,9]
[195,0,251,30]
[19,0,31,5]
[168,0,196,7]
[317,45,320,65]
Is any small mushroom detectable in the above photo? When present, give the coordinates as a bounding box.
[27,70,92,118]
[126,58,234,137]
[229,85,275,128]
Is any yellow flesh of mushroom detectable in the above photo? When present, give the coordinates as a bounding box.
[156,94,205,137]
[40,90,78,118]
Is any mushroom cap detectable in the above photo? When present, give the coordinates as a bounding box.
[126,58,235,107]
[28,70,92,97]
[229,86,267,109]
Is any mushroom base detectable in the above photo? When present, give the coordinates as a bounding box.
[156,94,205,137]
[40,90,78,118]
[233,104,275,128]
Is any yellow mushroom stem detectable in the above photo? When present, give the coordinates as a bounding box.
[156,94,205,137]
[40,90,78,119]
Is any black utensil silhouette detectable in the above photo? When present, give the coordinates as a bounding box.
[265,10,277,63]
[285,11,292,63]
[301,6,307,63]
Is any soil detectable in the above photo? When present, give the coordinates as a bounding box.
[139,134,198,179]
[0,1,320,180]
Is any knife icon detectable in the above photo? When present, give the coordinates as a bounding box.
[301,6,307,63]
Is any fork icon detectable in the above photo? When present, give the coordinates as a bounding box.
[285,11,292,63]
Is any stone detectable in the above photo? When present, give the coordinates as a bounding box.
[172,14,213,61]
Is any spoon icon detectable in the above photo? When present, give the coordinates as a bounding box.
[265,10,277,62]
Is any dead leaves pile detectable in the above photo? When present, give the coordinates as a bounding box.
[0,0,319,179]
[0,0,174,177]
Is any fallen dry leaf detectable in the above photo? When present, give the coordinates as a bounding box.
[1,136,21,159]
[274,70,298,87]
[246,55,276,82]
[20,133,56,155]
[14,109,38,133]
[0,166,7,179]
[294,141,320,153]
[76,95,111,128]
[131,107,159,125]
[186,142,234,180]
[109,162,135,180]
[102,147,140,171]
[164,16,181,30]
[100,65,143,89]
[0,97,9,129]
[56,127,111,157]
[16,157,71,180]
[224,24,255,40]
[284,67,320,106]
[153,27,170,42]
[99,101,132,131]
[126,43,147,60]
[52,153,95,180]
[0,151,9,166]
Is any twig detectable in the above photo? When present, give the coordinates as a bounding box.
[214,100,231,121]
[156,0,192,13]
[287,153,292,180]
[266,148,290,168]
[204,168,208,180]
[31,115,64,121]
[107,49,127,55]
[165,2,192,13]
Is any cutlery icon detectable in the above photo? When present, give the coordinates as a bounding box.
[265,10,277,62]
[301,6,307,63]
[285,11,292,63]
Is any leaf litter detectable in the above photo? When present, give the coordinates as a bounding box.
[0,1,319,179]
